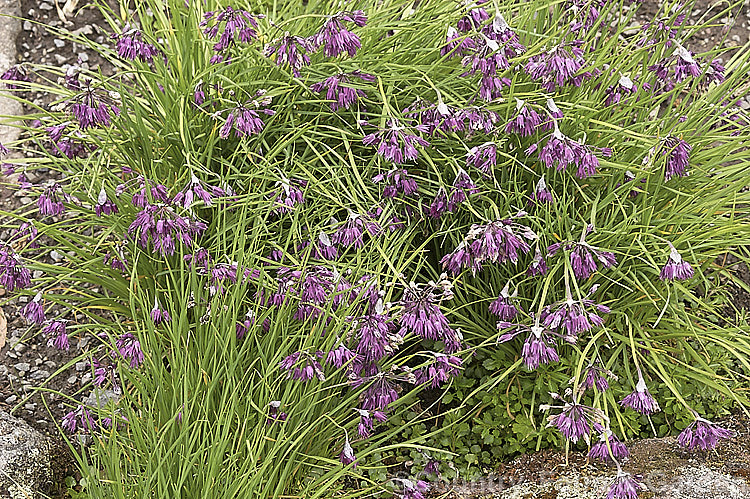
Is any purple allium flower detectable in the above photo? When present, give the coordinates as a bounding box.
[551,233,616,280]
[582,363,614,392]
[527,245,548,277]
[505,98,542,136]
[677,417,734,451]
[415,353,463,388]
[466,141,497,177]
[361,376,399,410]
[458,105,500,136]
[606,472,644,499]
[219,92,275,139]
[354,407,387,437]
[395,478,430,499]
[589,430,629,463]
[541,294,610,336]
[326,343,357,368]
[1,64,31,89]
[235,310,256,339]
[528,126,611,179]
[457,7,489,32]
[673,45,701,82]
[545,400,595,443]
[299,231,338,260]
[280,351,326,382]
[117,332,144,368]
[43,320,70,351]
[310,71,375,111]
[311,10,367,58]
[524,40,592,92]
[441,26,476,58]
[339,434,357,467]
[428,188,449,219]
[658,136,692,181]
[263,32,314,77]
[639,12,686,48]
[461,35,513,101]
[267,400,287,424]
[104,243,129,274]
[441,218,535,276]
[95,187,118,217]
[61,410,78,433]
[489,282,520,320]
[702,58,725,85]
[38,184,66,217]
[399,279,456,343]
[567,0,606,32]
[150,298,171,325]
[0,245,32,292]
[331,211,381,249]
[403,98,466,136]
[114,28,161,63]
[70,80,119,129]
[201,6,261,51]
[605,74,638,106]
[354,312,399,364]
[521,326,559,369]
[481,12,526,55]
[128,204,207,256]
[619,373,660,415]
[529,176,553,205]
[173,174,225,209]
[373,168,419,198]
[448,168,479,210]
[0,142,7,157]
[660,242,694,281]
[272,176,305,213]
[22,292,45,325]
[362,118,430,164]
[194,81,205,105]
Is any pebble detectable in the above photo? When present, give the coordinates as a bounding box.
[6,351,17,359]
[53,39,65,48]
[78,52,89,62]
[5,395,17,404]
[13,343,27,355]
[43,360,56,370]
[67,375,77,385]
[25,403,37,411]
[50,250,64,262]
[75,361,87,372]
[23,20,33,31]
[14,362,30,372]
[54,54,68,65]
[30,370,50,381]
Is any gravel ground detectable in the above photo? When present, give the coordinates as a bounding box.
[0,0,748,497]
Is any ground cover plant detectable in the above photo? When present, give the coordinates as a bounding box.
[1,0,750,497]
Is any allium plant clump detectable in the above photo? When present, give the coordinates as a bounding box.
[1,0,749,497]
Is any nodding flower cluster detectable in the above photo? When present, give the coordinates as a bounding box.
[440,216,537,276]
[1,64,31,89]
[373,168,419,199]
[547,227,617,281]
[310,71,375,111]
[128,203,207,257]
[201,6,262,59]
[114,28,162,63]
[362,119,431,164]
[68,78,120,129]
[218,91,275,139]
[0,243,31,292]
[526,125,612,179]
[524,40,592,92]
[443,12,525,101]
[310,10,367,57]
[660,242,694,281]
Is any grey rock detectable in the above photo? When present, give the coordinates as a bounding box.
[13,362,30,372]
[6,351,17,359]
[66,375,77,385]
[49,249,64,262]
[4,395,17,404]
[43,360,56,370]
[75,361,87,372]
[53,38,65,48]
[39,2,53,10]
[0,410,65,498]
[78,52,89,62]
[84,388,120,409]
[22,20,32,31]
[29,370,50,381]
[12,342,26,354]
[54,53,67,65]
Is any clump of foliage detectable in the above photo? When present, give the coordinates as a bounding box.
[1,0,749,497]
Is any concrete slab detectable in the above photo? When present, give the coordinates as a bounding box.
[0,0,22,148]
